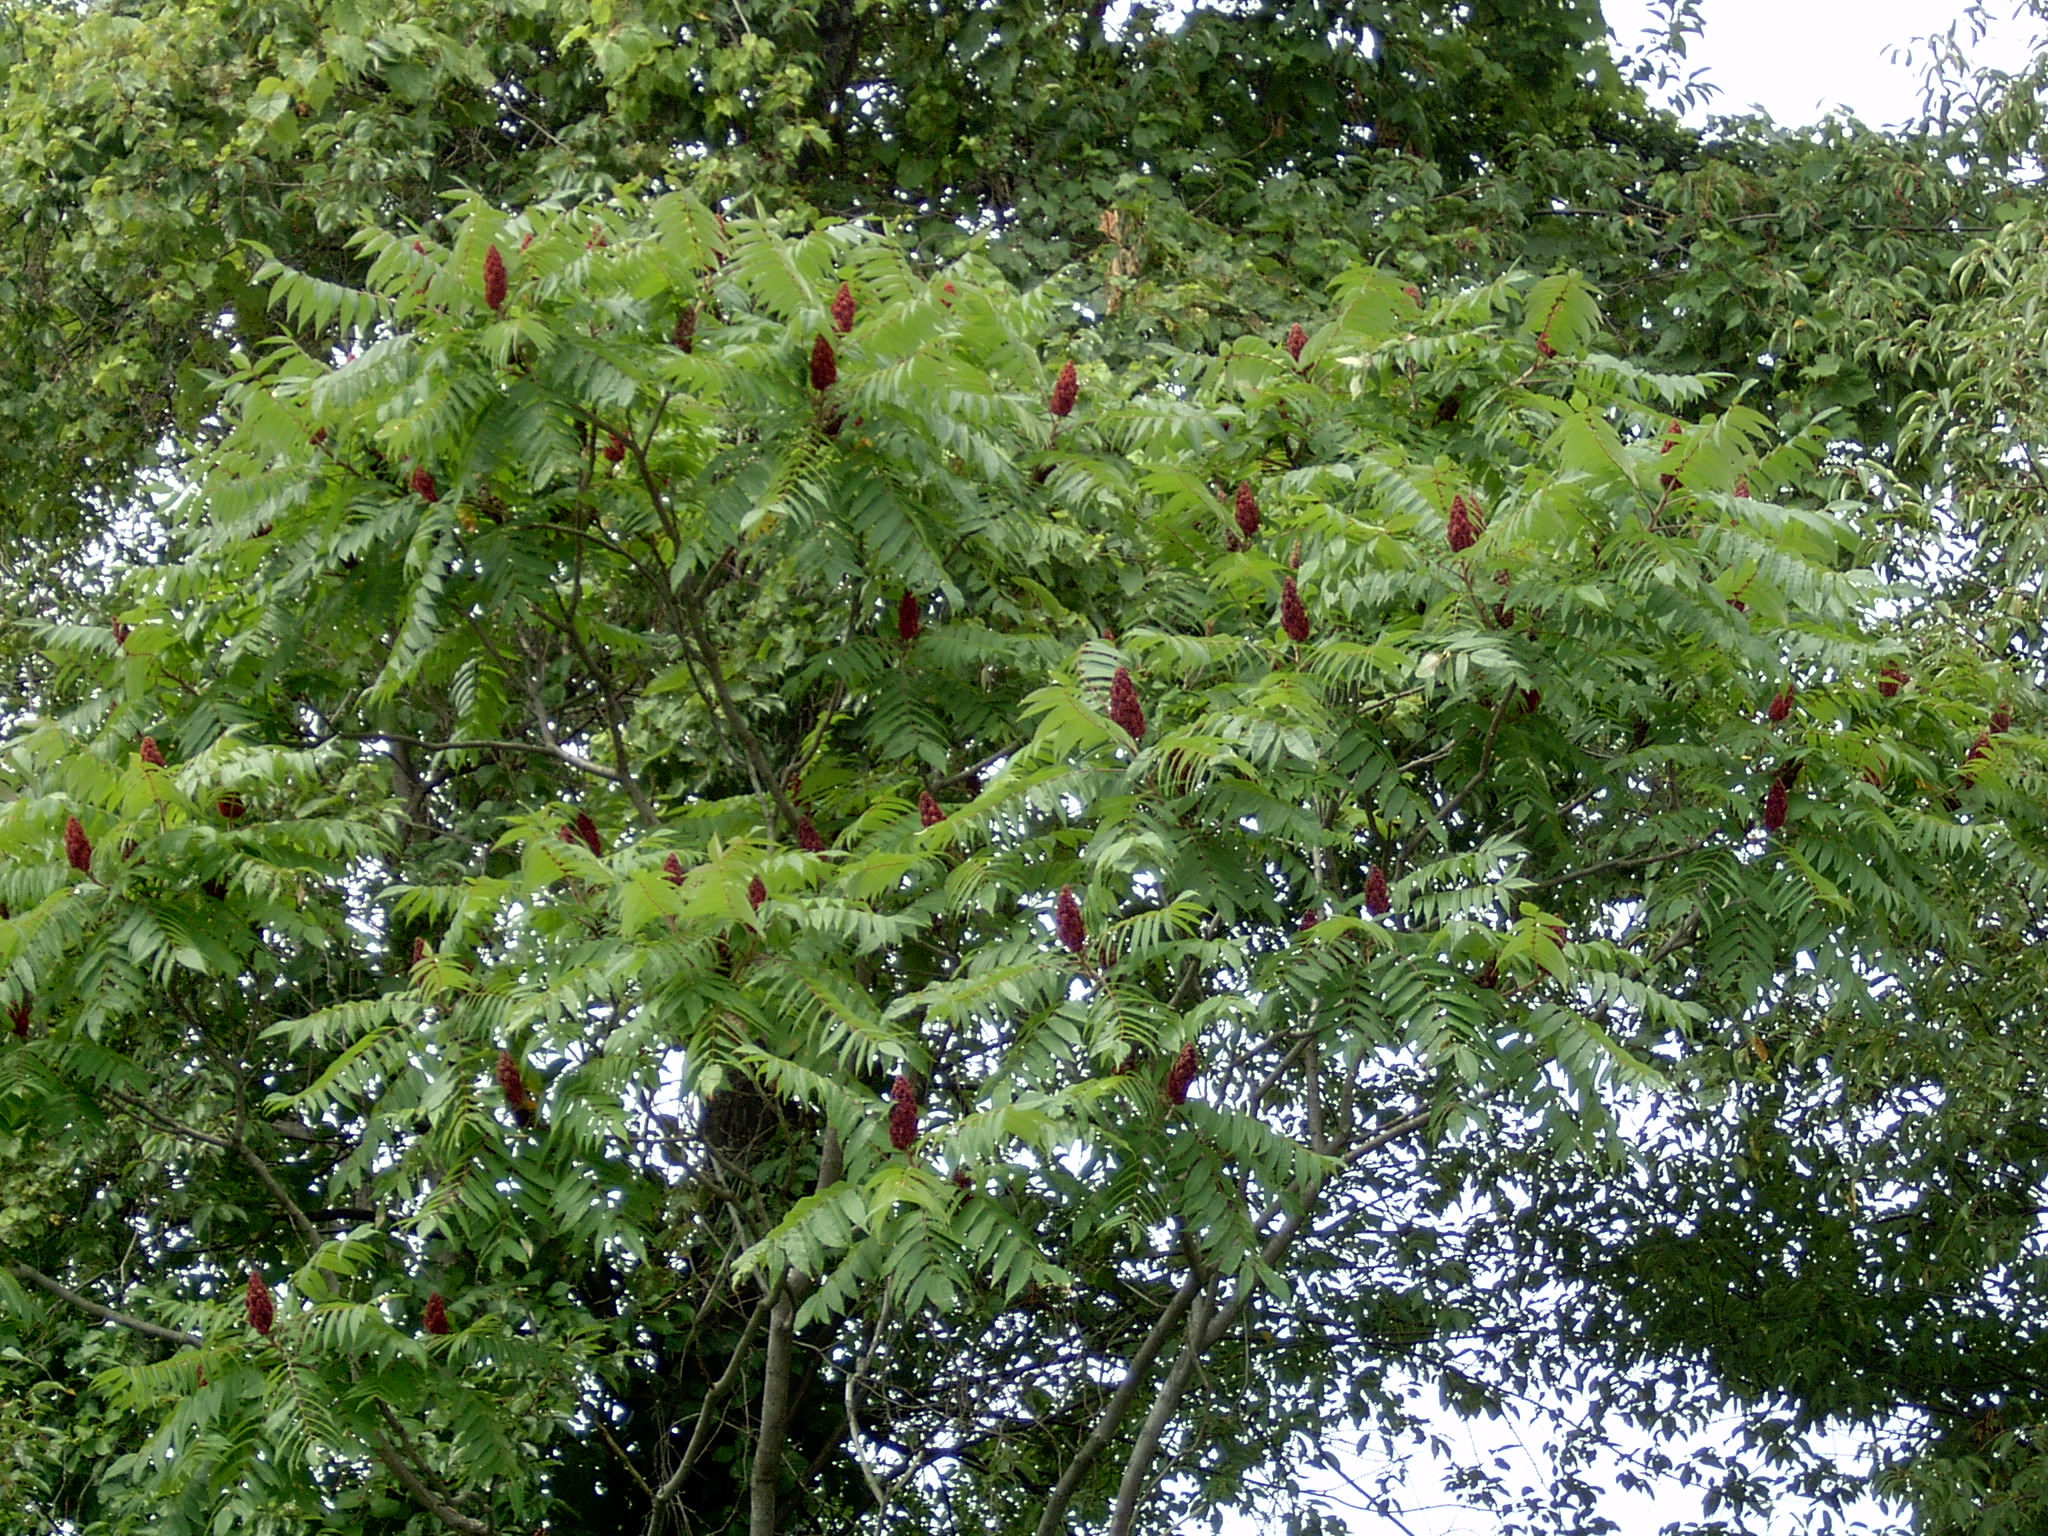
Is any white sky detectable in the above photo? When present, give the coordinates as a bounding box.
[1250,6,2047,1536]
[1604,0,2044,126]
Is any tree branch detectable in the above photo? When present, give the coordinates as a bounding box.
[1030,1259,1208,1536]
[749,1292,797,1536]
[647,1291,775,1523]
[1108,1290,1216,1536]
[844,1284,896,1514]
[672,592,803,839]
[539,589,662,828]
[372,1409,490,1536]
[8,1262,201,1348]
[327,729,624,783]
[232,1133,321,1252]
[102,1088,319,1253]
[1402,692,1513,863]
[1522,842,1699,892]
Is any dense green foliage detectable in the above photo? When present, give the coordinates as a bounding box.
[7,4,2048,1535]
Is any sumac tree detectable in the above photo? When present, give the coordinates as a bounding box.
[2,190,2047,1536]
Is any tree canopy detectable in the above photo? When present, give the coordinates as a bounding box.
[6,4,2048,1536]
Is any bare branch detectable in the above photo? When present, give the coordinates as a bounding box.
[672,593,803,838]
[1030,1258,1208,1536]
[1108,1290,1217,1536]
[372,1410,490,1536]
[8,1262,201,1348]
[327,729,623,783]
[1522,842,1699,892]
[1402,692,1513,862]
[648,1291,775,1523]
[749,1293,797,1536]
[844,1285,896,1514]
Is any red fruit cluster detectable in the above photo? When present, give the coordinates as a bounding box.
[796,813,826,852]
[831,282,856,335]
[918,791,946,827]
[1877,664,1906,698]
[603,432,627,463]
[898,589,922,642]
[1049,361,1079,418]
[1767,686,1795,723]
[1234,481,1260,541]
[664,853,687,886]
[673,306,698,352]
[411,467,439,503]
[113,621,131,647]
[483,244,507,312]
[1762,778,1789,832]
[423,1293,451,1336]
[748,874,768,910]
[1735,478,1751,499]
[559,813,601,856]
[1962,731,1993,785]
[1991,705,2014,735]
[1285,323,1308,361]
[64,816,91,874]
[1296,908,1319,932]
[888,1073,919,1151]
[411,936,428,969]
[218,792,245,821]
[1659,420,1684,491]
[1446,495,1478,554]
[1165,1042,1200,1106]
[140,736,166,767]
[1108,667,1146,740]
[1364,864,1390,917]
[247,1270,275,1336]
[9,997,29,1038]
[1280,576,1311,643]
[1055,885,1087,956]
[810,335,838,392]
[496,1050,537,1126]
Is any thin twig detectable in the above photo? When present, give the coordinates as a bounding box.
[1402,692,1513,862]
[843,1286,896,1513]
[1522,842,1699,892]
